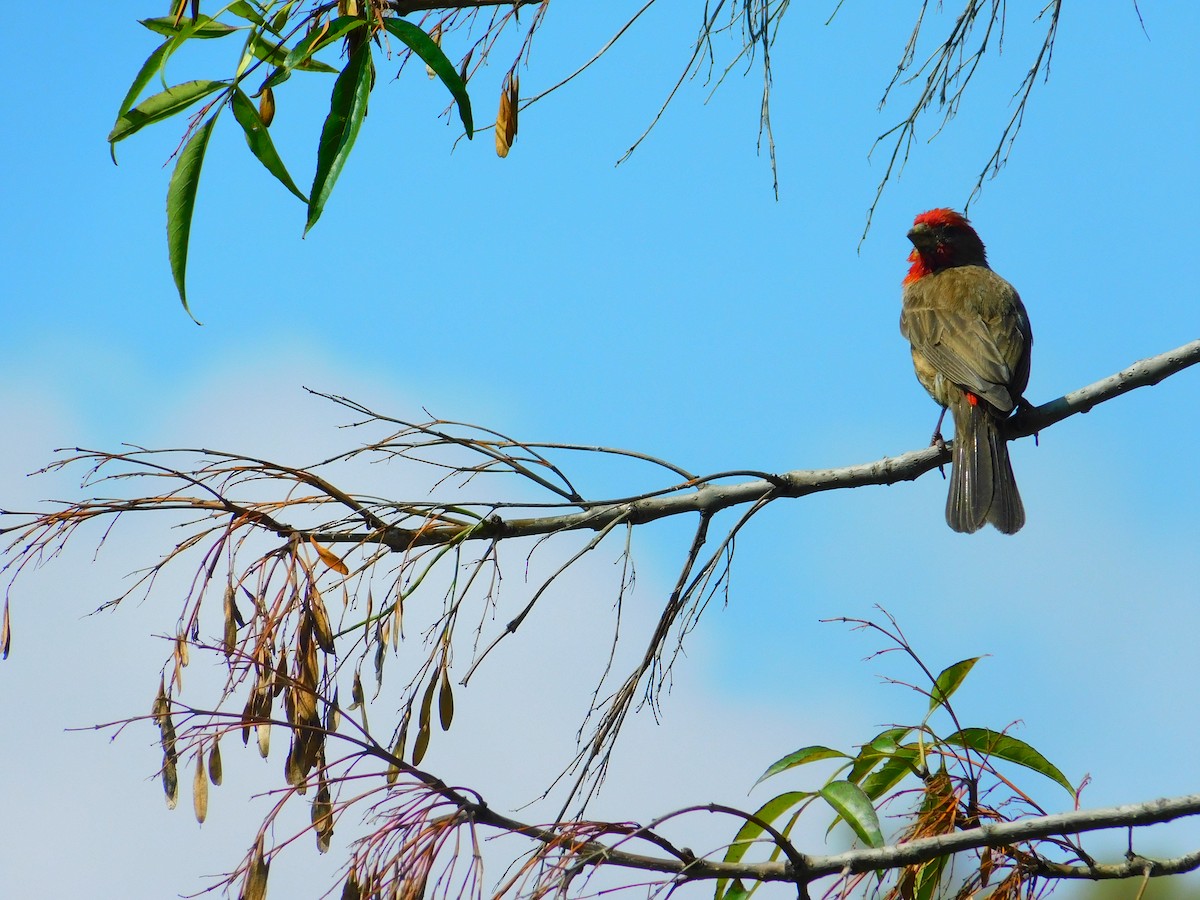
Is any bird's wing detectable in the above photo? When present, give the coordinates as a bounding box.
[900,306,1022,412]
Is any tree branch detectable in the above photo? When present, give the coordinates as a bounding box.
[333,338,1199,552]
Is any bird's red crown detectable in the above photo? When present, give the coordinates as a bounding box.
[912,208,973,231]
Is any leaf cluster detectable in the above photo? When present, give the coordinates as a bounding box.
[108,1,479,319]
[721,618,1076,900]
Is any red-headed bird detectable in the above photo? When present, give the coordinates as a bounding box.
[900,208,1033,534]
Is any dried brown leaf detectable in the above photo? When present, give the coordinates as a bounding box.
[1,598,9,659]
[311,536,349,575]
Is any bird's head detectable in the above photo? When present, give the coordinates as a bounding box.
[904,208,988,283]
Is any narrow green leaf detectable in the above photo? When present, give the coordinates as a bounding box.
[382,18,473,136]
[929,656,983,712]
[115,40,171,125]
[140,15,240,39]
[231,88,307,202]
[716,792,811,900]
[944,727,1074,795]
[819,781,884,848]
[249,31,338,72]
[109,80,226,145]
[720,880,751,900]
[166,114,218,322]
[847,727,912,783]
[858,751,919,801]
[721,791,811,866]
[260,17,364,94]
[271,2,297,34]
[306,45,372,234]
[754,746,850,786]
[913,855,947,900]
[227,1,268,28]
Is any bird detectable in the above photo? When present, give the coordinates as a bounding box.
[899,208,1033,534]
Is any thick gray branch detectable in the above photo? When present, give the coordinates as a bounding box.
[554,792,1200,884]
[352,339,1199,552]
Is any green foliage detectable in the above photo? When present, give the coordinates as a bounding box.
[715,624,1078,900]
[108,2,472,316]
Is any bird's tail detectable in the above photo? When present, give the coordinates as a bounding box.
[946,394,1025,535]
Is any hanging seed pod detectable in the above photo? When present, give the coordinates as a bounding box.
[209,737,223,786]
[223,586,239,657]
[163,752,178,810]
[495,72,518,158]
[259,86,275,127]
[438,666,454,732]
[193,750,209,824]
[242,839,269,900]
[307,585,336,654]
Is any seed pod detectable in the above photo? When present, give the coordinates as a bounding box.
[495,72,518,157]
[209,738,223,786]
[259,87,275,127]
[438,667,454,732]
[193,750,209,823]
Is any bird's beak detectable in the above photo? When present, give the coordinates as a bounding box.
[907,223,933,250]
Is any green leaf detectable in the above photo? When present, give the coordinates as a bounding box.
[260,16,363,93]
[108,80,226,145]
[231,88,307,202]
[382,18,473,136]
[929,656,983,712]
[306,44,372,234]
[111,40,173,163]
[115,40,171,123]
[944,727,1074,795]
[847,727,912,784]
[249,31,338,72]
[754,746,850,786]
[717,792,811,900]
[819,780,884,848]
[166,114,218,322]
[912,855,947,900]
[720,880,751,900]
[140,15,240,39]
[270,2,297,34]
[227,1,268,28]
[858,751,919,801]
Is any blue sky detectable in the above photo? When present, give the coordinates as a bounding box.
[1,2,1198,897]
